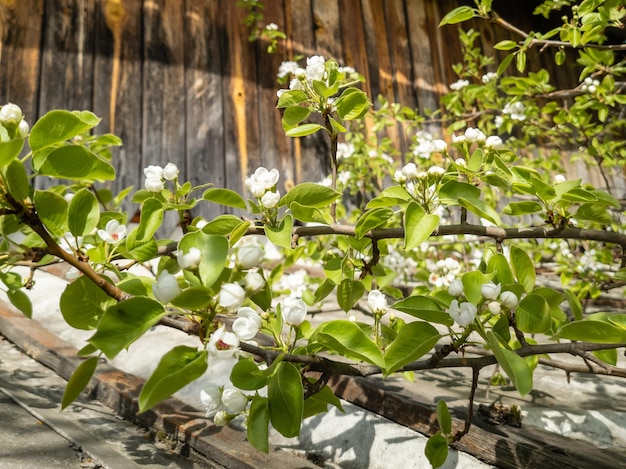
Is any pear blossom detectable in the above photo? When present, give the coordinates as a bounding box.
[464,127,486,143]
[393,170,406,183]
[503,101,526,121]
[232,307,262,341]
[452,134,466,143]
[485,136,503,148]
[553,174,566,184]
[152,271,180,303]
[449,300,477,327]
[481,282,501,300]
[487,301,501,315]
[64,192,75,203]
[367,289,388,315]
[213,411,232,427]
[208,324,240,357]
[581,77,600,93]
[282,296,307,326]
[200,383,223,418]
[0,103,23,127]
[432,139,447,153]
[17,119,29,138]
[97,219,127,244]
[338,65,356,75]
[244,270,265,292]
[144,177,164,192]
[278,60,299,78]
[177,247,202,269]
[481,72,497,84]
[450,79,469,90]
[245,167,279,198]
[289,78,305,92]
[500,291,519,308]
[448,279,464,297]
[218,282,246,311]
[401,163,419,179]
[143,165,163,179]
[237,243,265,269]
[455,158,467,167]
[260,190,280,209]
[221,388,249,414]
[305,55,326,82]
[336,142,355,159]
[163,162,179,181]
[427,165,445,176]
[265,22,278,31]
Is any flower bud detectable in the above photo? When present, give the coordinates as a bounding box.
[218,282,246,311]
[200,384,223,418]
[487,301,501,315]
[244,270,265,292]
[282,296,307,326]
[144,177,164,192]
[163,162,179,181]
[177,247,202,269]
[500,291,519,309]
[221,388,248,414]
[449,300,477,327]
[143,165,163,179]
[152,271,180,303]
[213,410,232,427]
[480,281,501,300]
[237,243,265,269]
[232,307,262,341]
[261,190,280,209]
[0,103,23,128]
[17,119,29,138]
[448,279,464,297]
[367,289,388,315]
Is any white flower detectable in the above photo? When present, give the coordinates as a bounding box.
[244,270,265,292]
[163,162,179,181]
[305,55,326,82]
[64,192,75,203]
[581,77,600,93]
[338,66,356,75]
[481,72,497,84]
[393,170,406,183]
[278,60,299,78]
[553,174,566,184]
[237,243,265,269]
[232,307,262,341]
[213,410,231,426]
[487,301,501,315]
[503,101,526,121]
[260,190,280,209]
[452,134,466,143]
[218,282,246,311]
[0,103,23,127]
[143,165,163,179]
[208,324,240,357]
[464,127,486,142]
[289,78,305,91]
[97,219,127,244]
[448,279,464,297]
[245,167,280,197]
[177,247,202,269]
[265,22,278,31]
[427,165,445,176]
[485,135,503,148]
[455,158,467,167]
[449,300,477,327]
[432,139,447,153]
[221,388,249,414]
[367,289,388,315]
[144,177,164,192]
[450,79,469,91]
[152,271,180,303]
[336,142,355,160]
[500,291,519,308]
[200,384,223,418]
[17,119,29,138]
[401,163,419,179]
[282,296,307,326]
[429,272,444,288]
[481,282,501,300]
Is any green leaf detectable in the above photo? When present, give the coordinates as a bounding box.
[268,362,303,438]
[383,321,440,376]
[592,348,617,366]
[312,79,339,99]
[177,232,228,288]
[289,201,332,224]
[29,110,100,150]
[557,320,626,343]
[494,40,518,51]
[3,159,30,202]
[462,270,493,305]
[123,231,158,261]
[404,202,439,250]
[248,396,270,453]
[458,197,501,226]
[328,116,347,133]
[438,180,480,205]
[34,190,68,237]
[516,50,527,73]
[0,138,24,168]
[170,286,213,309]
[303,383,344,419]
[335,88,370,120]
[37,145,115,182]
[61,356,99,410]
[139,346,208,412]
[439,5,475,25]
[510,245,535,293]
[134,198,163,241]
[487,253,515,285]
[486,331,532,396]
[231,358,270,391]
[314,320,384,368]
[265,215,293,249]
[393,295,453,326]
[574,204,611,224]
[281,182,340,208]
[425,433,449,468]
[59,275,113,329]
[7,289,32,318]
[89,297,166,359]
[282,106,311,128]
[68,188,100,237]
[203,188,247,210]
[497,53,515,75]
[516,294,551,333]
[285,123,324,137]
[276,90,309,108]
[355,208,393,239]
[116,276,154,297]
[437,400,452,435]
[336,279,365,313]
[200,215,245,236]
[502,201,543,216]
[564,288,583,321]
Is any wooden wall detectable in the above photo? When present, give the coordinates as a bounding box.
[0,0,584,220]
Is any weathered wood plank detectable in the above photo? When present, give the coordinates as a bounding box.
[184,0,226,220]
[361,0,393,101]
[0,0,44,125]
[311,0,342,60]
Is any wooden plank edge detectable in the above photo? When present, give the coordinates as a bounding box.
[0,302,317,469]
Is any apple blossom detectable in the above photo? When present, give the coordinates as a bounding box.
[177,247,202,270]
[97,219,127,244]
[282,296,307,326]
[218,282,246,311]
[449,300,477,327]
[481,282,501,300]
[367,289,388,315]
[152,271,180,303]
[163,162,179,181]
[221,388,249,414]
[232,307,262,341]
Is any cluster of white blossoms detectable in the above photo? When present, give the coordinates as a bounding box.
[581,76,600,94]
[200,383,251,426]
[501,101,527,122]
[481,72,497,84]
[412,131,447,159]
[244,167,280,209]
[276,55,358,97]
[382,245,418,281]
[427,257,462,288]
[447,279,519,327]
[0,103,29,138]
[449,79,469,91]
[143,163,179,192]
